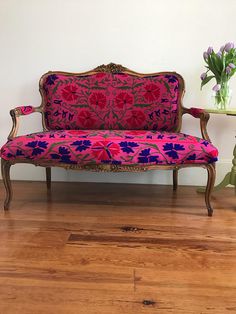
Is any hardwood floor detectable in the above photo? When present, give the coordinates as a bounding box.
[0,180,235,314]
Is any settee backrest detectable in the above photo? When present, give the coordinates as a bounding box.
[40,63,185,132]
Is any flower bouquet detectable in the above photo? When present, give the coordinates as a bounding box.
[201,42,236,110]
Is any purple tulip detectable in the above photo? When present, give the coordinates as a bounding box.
[200,72,207,80]
[220,45,225,52]
[229,63,236,69]
[212,84,221,92]
[207,46,214,54]
[216,51,222,58]
[226,66,231,74]
[224,42,234,52]
[203,51,209,60]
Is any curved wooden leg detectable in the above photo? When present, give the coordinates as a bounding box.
[1,159,12,210]
[173,169,178,191]
[205,164,216,217]
[46,167,51,190]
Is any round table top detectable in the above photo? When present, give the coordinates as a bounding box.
[204,108,236,115]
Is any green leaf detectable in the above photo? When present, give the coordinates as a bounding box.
[164,81,170,93]
[91,86,106,90]
[211,53,223,73]
[72,104,89,108]
[207,56,221,81]
[134,103,151,107]
[200,75,214,89]
[117,86,131,90]
[133,83,143,88]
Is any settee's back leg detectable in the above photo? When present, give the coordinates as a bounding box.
[1,159,12,210]
[173,169,178,191]
[46,167,51,190]
[205,164,216,217]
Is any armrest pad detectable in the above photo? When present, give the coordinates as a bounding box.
[182,107,211,142]
[13,105,36,116]
[8,105,42,139]
[183,107,209,119]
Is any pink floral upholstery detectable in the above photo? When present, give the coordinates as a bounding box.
[1,130,218,166]
[42,73,181,131]
[188,107,205,118]
[15,106,35,115]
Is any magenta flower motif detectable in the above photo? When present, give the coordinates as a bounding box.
[212,84,221,92]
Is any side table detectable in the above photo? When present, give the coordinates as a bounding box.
[199,109,236,192]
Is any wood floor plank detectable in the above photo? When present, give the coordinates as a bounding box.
[0,180,235,313]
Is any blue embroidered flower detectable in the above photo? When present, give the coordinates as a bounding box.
[16,149,24,156]
[71,140,91,152]
[119,141,139,153]
[209,157,218,163]
[68,113,74,121]
[163,143,185,159]
[161,98,168,103]
[125,136,134,139]
[138,148,159,163]
[54,100,62,104]
[202,141,209,147]
[46,74,58,85]
[53,110,60,117]
[51,146,75,163]
[62,110,68,118]
[25,141,48,156]
[157,134,164,139]
[149,110,160,120]
[162,109,169,115]
[187,153,196,160]
[165,75,178,83]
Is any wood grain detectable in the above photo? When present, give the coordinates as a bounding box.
[0,180,236,313]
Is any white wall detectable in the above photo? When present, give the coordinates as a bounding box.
[0,0,235,186]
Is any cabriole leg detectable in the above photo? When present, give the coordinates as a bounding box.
[173,169,178,191]
[205,164,216,217]
[1,159,12,210]
[46,167,51,190]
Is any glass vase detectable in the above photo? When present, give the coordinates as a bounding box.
[212,81,232,111]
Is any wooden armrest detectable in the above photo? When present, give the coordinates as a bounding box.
[8,105,43,139]
[182,107,211,142]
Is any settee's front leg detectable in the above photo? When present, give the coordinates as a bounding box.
[205,164,216,216]
[173,169,178,191]
[1,159,12,210]
[46,167,51,190]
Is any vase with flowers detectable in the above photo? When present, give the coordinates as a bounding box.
[201,42,236,110]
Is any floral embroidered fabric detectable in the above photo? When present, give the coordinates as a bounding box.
[1,130,218,166]
[15,106,34,115]
[42,73,181,131]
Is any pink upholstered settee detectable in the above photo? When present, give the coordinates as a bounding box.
[0,63,218,215]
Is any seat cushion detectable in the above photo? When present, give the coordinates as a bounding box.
[0,130,218,166]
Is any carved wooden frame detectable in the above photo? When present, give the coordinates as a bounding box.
[1,63,216,215]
